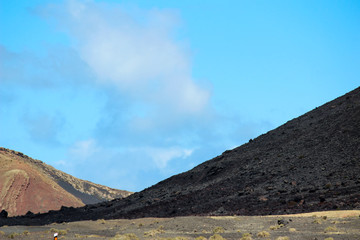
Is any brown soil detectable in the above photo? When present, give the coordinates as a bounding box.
[0,210,359,239]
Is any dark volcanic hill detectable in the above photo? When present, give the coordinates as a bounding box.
[0,148,132,217]
[1,87,360,226]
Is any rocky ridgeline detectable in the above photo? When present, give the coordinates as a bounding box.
[0,147,132,205]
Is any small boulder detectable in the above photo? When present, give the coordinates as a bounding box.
[25,211,34,217]
[0,210,8,218]
[278,219,289,225]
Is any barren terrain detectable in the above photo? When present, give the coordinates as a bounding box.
[0,210,359,239]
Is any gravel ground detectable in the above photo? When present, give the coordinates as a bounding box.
[0,210,359,240]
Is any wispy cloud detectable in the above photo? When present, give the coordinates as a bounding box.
[144,147,194,169]
[69,138,99,160]
[41,0,210,116]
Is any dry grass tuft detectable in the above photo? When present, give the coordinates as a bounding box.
[49,228,68,235]
[144,225,165,237]
[324,226,337,232]
[269,224,284,230]
[312,218,323,224]
[98,219,106,224]
[213,226,225,233]
[209,233,226,240]
[195,237,207,240]
[257,231,270,238]
[240,232,253,240]
[110,233,139,240]
[276,237,289,240]
[7,232,20,239]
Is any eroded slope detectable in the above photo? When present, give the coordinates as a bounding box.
[0,148,132,216]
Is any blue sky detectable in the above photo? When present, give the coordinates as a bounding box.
[1,0,359,192]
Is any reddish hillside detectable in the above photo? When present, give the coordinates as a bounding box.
[0,148,132,217]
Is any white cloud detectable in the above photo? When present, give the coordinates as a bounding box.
[45,0,210,115]
[145,147,194,169]
[69,138,99,160]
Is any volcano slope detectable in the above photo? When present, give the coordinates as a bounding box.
[1,87,360,226]
[0,148,132,217]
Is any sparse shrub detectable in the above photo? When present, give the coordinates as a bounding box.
[322,216,328,220]
[195,236,207,240]
[324,226,337,232]
[157,225,165,233]
[59,229,68,235]
[0,231,5,235]
[276,237,289,240]
[111,233,139,240]
[22,230,30,235]
[289,228,296,232]
[240,237,252,240]
[49,228,67,234]
[124,233,139,240]
[269,225,278,230]
[111,234,124,240]
[98,219,106,224]
[143,231,155,237]
[138,223,143,228]
[144,226,165,237]
[209,233,226,240]
[213,226,225,233]
[157,237,188,240]
[240,233,253,240]
[324,238,334,240]
[312,218,323,224]
[257,231,270,238]
[270,224,283,230]
[7,232,20,239]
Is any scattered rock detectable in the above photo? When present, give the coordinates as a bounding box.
[0,210,8,218]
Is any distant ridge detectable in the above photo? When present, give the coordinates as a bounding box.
[1,86,359,225]
[0,148,132,217]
